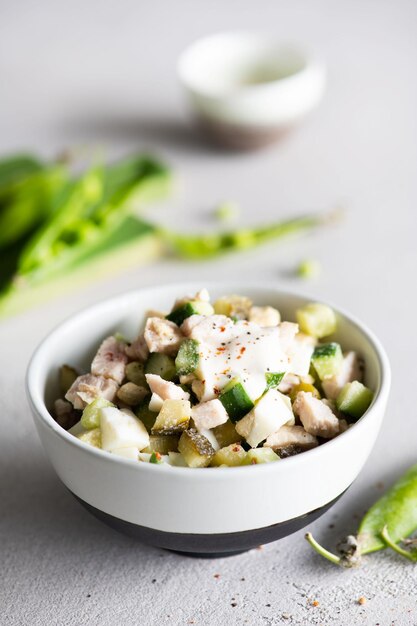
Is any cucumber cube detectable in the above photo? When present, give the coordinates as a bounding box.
[311,343,343,380]
[336,381,374,420]
[219,378,254,422]
[242,448,280,465]
[166,300,214,326]
[175,338,200,376]
[210,443,247,467]
[296,302,337,338]
[81,397,114,430]
[265,372,285,390]
[145,353,177,381]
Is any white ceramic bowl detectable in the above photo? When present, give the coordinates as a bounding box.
[178,33,326,149]
[27,283,390,556]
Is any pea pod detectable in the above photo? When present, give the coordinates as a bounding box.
[162,213,327,260]
[306,463,417,567]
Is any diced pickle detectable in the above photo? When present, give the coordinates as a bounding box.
[145,353,177,381]
[178,429,215,468]
[210,443,247,467]
[142,434,180,455]
[117,382,149,406]
[290,381,321,403]
[151,399,191,435]
[77,428,101,448]
[242,448,280,465]
[125,361,147,387]
[59,364,79,395]
[212,420,242,448]
[135,402,158,432]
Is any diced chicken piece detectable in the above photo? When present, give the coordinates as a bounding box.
[264,424,319,451]
[91,336,128,384]
[144,317,183,356]
[338,418,350,433]
[293,391,340,438]
[248,305,281,327]
[195,288,210,302]
[125,334,150,362]
[322,352,363,400]
[173,288,211,310]
[297,332,318,347]
[191,399,228,431]
[180,314,205,336]
[287,336,314,377]
[145,374,190,401]
[54,398,79,430]
[235,389,295,448]
[189,314,236,343]
[278,373,300,394]
[279,321,299,351]
[145,309,166,319]
[65,374,119,410]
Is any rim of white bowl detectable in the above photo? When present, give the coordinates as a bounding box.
[26,281,391,480]
[177,32,325,99]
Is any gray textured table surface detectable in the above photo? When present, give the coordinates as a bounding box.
[2,1,417,624]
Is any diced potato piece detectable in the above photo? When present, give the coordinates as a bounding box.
[248,305,280,326]
[210,443,247,467]
[149,393,164,412]
[59,364,79,395]
[117,382,149,406]
[213,295,252,319]
[151,399,191,435]
[178,429,215,468]
[296,302,337,338]
[212,420,242,448]
[142,434,180,455]
[112,447,139,460]
[235,389,294,448]
[100,407,149,452]
[125,361,148,387]
[168,451,188,467]
[77,428,101,448]
[242,448,280,465]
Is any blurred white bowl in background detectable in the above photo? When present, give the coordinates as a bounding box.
[178,32,326,149]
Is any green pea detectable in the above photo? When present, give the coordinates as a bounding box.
[305,463,417,567]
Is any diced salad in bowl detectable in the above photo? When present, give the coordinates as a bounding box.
[54,289,374,468]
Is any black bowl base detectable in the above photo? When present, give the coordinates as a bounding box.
[71,491,344,558]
